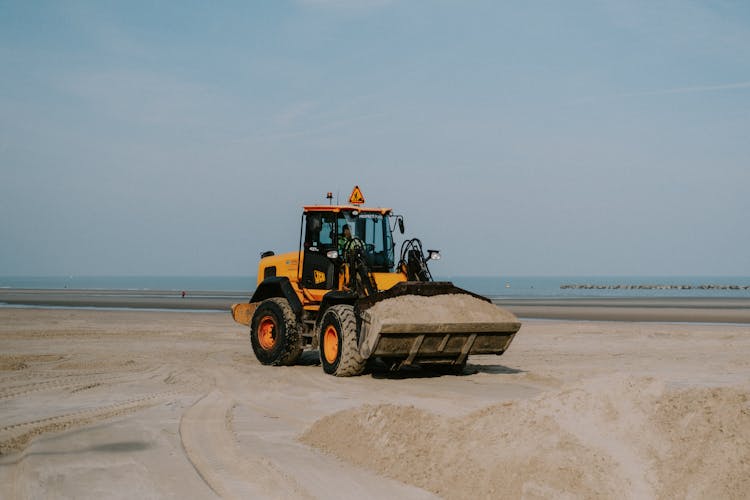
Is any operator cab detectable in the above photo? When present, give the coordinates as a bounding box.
[300,206,396,290]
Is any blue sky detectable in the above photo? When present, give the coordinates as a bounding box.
[1,1,749,276]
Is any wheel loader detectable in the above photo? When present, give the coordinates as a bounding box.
[231,187,521,376]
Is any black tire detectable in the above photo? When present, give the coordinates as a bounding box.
[319,304,366,376]
[250,298,302,366]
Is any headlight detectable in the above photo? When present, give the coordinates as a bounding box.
[427,249,441,260]
[326,250,339,259]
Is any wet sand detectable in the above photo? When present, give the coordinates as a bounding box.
[2,288,749,323]
[496,297,750,323]
[1,308,749,499]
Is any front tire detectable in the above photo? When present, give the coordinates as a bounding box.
[319,305,366,376]
[250,298,302,366]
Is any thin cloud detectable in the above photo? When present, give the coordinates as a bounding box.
[297,0,393,9]
[235,110,391,145]
[620,81,750,98]
[273,100,319,127]
[570,80,750,106]
[59,69,223,127]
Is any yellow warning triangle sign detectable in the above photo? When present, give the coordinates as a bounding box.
[348,185,365,204]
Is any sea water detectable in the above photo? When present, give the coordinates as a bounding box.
[0,276,257,292]
[1,275,749,299]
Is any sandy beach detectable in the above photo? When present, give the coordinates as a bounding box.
[1,306,748,499]
[5,1,750,498]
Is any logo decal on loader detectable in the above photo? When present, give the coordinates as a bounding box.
[314,270,326,285]
[349,185,365,204]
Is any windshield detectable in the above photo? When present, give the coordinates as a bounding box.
[338,211,394,271]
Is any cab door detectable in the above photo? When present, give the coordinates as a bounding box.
[300,212,337,291]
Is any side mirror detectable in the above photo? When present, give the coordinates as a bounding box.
[398,217,405,234]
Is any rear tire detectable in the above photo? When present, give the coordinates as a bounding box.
[319,305,365,376]
[250,298,302,366]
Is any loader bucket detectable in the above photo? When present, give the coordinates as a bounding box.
[356,282,521,368]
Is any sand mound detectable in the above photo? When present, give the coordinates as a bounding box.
[301,376,750,499]
[367,294,518,323]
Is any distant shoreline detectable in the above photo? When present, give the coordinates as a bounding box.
[1,288,749,324]
[494,297,750,324]
[561,283,750,291]
[0,288,247,311]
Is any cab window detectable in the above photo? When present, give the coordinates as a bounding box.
[304,213,336,250]
[337,211,394,270]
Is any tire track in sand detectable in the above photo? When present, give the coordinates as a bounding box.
[0,374,130,400]
[179,366,438,500]
[179,390,313,500]
[0,392,174,456]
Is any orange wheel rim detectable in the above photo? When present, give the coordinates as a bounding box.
[258,316,277,350]
[323,325,339,364]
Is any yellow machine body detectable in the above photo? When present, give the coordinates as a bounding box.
[231,189,521,376]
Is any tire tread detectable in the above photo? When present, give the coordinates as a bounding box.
[325,305,366,377]
[251,298,302,366]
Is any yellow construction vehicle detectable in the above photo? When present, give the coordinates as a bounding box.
[232,187,521,376]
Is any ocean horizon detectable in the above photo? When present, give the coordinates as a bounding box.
[1,275,749,299]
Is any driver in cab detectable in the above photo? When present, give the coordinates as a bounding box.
[338,224,352,252]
